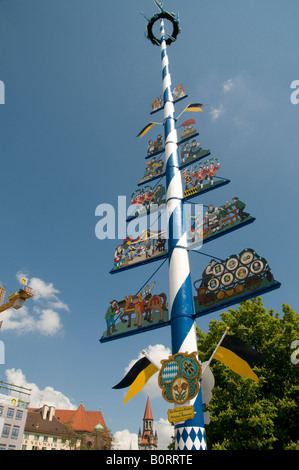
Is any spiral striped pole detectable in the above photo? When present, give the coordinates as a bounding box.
[159,19,207,450]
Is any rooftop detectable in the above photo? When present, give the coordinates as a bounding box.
[54,403,107,434]
[25,408,69,436]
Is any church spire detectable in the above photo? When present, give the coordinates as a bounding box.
[143,395,153,421]
[138,396,158,450]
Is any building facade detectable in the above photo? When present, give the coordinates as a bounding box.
[138,396,158,450]
[0,380,31,450]
[22,403,111,450]
[22,404,80,450]
[55,403,111,450]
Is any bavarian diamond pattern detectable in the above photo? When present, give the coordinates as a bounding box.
[175,427,207,450]
[162,361,179,383]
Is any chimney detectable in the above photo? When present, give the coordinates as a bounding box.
[49,406,55,421]
[42,405,49,420]
[41,404,55,421]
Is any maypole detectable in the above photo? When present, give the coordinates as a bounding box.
[148,4,206,450]
[102,0,281,455]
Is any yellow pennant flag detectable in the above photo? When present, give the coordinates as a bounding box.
[123,362,158,405]
[213,335,267,383]
[136,122,157,138]
[112,356,159,405]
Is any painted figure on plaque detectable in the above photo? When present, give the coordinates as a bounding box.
[111,230,167,273]
[187,197,254,248]
[204,204,221,233]
[172,84,187,101]
[139,156,165,185]
[147,134,164,157]
[102,283,169,339]
[188,215,204,245]
[183,158,223,199]
[179,119,198,142]
[105,300,120,336]
[180,139,210,167]
[129,185,166,219]
[232,197,250,221]
[205,159,220,185]
[150,84,187,114]
[151,95,163,112]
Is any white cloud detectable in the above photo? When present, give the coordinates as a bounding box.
[0,273,69,335]
[35,309,62,336]
[5,368,77,410]
[112,429,138,450]
[27,277,60,301]
[223,78,235,92]
[155,418,173,450]
[210,104,225,120]
[208,73,269,137]
[112,420,173,450]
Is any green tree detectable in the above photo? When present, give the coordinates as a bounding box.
[197,297,299,450]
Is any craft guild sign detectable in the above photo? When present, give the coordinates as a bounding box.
[158,352,202,404]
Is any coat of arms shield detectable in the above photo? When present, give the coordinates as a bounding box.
[158,352,202,404]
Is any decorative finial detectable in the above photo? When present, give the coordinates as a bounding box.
[143,2,180,46]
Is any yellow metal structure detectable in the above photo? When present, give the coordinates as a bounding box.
[0,286,5,306]
[0,285,34,313]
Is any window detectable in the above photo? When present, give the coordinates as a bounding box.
[0,406,3,416]
[15,410,23,420]
[0,444,6,450]
[43,436,48,442]
[8,445,16,450]
[2,424,11,438]
[11,426,20,440]
[6,408,14,419]
[53,437,57,443]
[34,435,40,440]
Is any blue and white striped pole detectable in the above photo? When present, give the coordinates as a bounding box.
[159,19,207,451]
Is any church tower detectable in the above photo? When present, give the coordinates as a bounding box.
[138,396,158,450]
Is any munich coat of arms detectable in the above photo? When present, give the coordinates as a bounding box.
[158,352,202,404]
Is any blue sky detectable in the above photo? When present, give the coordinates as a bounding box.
[0,0,298,449]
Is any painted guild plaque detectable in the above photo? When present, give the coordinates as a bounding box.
[193,249,281,318]
[182,158,229,201]
[110,230,167,274]
[138,155,165,185]
[180,138,211,169]
[179,119,198,144]
[101,282,169,341]
[187,197,255,249]
[158,352,202,404]
[150,84,187,114]
[146,134,164,158]
[127,184,166,221]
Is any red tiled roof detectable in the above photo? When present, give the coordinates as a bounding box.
[25,409,69,436]
[54,404,107,433]
[28,404,108,434]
